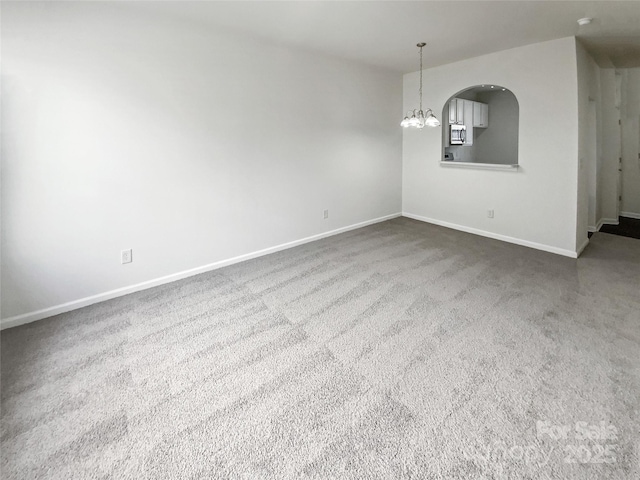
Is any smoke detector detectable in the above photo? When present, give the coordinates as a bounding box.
[577,17,593,26]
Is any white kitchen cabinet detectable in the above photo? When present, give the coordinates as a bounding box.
[448,98,464,124]
[463,100,474,145]
[473,102,489,128]
[481,103,489,127]
[456,99,464,124]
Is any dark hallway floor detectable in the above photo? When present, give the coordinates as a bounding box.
[600,216,640,240]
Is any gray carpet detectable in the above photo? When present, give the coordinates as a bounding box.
[1,217,639,479]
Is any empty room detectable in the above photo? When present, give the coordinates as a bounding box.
[2,1,640,478]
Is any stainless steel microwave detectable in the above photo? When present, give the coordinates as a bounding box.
[450,124,466,145]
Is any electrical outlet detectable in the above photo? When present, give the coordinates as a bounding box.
[323,209,329,219]
[121,249,133,264]
[487,209,494,218]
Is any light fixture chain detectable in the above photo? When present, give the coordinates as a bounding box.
[400,42,439,128]
[419,45,423,112]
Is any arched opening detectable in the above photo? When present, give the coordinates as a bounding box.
[441,85,519,166]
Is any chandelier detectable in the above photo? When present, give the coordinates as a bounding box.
[401,43,440,129]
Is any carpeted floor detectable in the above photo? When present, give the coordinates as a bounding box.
[1,217,639,479]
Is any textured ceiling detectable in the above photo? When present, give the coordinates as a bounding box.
[119,1,640,71]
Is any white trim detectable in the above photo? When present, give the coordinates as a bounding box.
[589,217,623,232]
[402,212,579,258]
[576,238,590,257]
[620,211,640,220]
[1,213,402,330]
[439,161,519,171]
[588,218,605,233]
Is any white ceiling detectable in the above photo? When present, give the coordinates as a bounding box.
[129,1,640,72]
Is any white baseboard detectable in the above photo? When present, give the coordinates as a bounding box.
[576,238,590,257]
[588,219,604,233]
[402,212,580,258]
[590,217,624,232]
[1,213,402,330]
[620,211,640,220]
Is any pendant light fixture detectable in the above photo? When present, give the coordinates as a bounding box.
[401,43,440,129]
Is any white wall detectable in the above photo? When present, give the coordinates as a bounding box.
[620,68,640,218]
[403,37,581,257]
[1,2,402,323]
[474,90,519,165]
[599,69,622,223]
[576,41,602,235]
